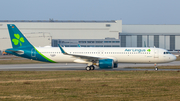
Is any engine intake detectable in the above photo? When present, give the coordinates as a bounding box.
[99,59,114,69]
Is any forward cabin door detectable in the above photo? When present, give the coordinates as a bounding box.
[154,48,159,58]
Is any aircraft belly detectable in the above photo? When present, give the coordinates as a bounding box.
[44,54,75,63]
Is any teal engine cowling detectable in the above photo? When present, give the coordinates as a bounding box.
[99,59,114,69]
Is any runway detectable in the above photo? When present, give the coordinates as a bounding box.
[0,61,180,71]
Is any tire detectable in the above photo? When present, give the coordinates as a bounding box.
[155,67,158,71]
[91,65,95,70]
[86,66,91,71]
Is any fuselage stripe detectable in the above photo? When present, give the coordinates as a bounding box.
[34,47,56,63]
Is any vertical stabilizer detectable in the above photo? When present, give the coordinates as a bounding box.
[7,24,33,48]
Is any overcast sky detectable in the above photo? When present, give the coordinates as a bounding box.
[0,0,180,24]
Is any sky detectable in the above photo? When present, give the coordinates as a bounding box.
[0,0,180,24]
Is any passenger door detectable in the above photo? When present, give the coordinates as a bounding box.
[154,48,159,58]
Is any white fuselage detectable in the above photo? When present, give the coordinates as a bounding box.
[35,47,176,64]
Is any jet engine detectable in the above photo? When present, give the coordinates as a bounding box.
[99,59,114,69]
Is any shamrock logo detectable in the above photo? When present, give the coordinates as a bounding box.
[12,34,24,46]
[147,49,151,52]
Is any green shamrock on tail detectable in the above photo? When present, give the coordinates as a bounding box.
[12,34,24,46]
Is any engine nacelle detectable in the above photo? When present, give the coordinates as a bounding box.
[99,59,114,69]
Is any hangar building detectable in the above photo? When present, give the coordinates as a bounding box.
[0,20,122,51]
[0,20,180,53]
[121,25,180,51]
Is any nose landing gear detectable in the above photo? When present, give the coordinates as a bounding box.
[154,63,158,71]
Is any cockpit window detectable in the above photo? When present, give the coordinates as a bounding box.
[164,52,171,54]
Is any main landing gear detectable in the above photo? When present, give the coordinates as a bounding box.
[86,65,95,71]
[154,63,158,71]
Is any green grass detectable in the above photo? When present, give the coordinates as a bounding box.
[176,56,180,61]
[0,71,180,101]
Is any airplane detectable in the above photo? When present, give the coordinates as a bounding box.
[5,24,176,71]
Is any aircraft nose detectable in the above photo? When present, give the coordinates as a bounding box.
[172,55,177,61]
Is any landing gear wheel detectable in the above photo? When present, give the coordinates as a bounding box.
[86,66,91,71]
[90,65,95,70]
[154,63,158,71]
[155,67,158,71]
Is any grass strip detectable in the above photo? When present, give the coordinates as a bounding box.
[0,71,180,101]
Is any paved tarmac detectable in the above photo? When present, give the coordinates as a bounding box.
[0,61,180,71]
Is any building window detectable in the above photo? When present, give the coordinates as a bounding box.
[87,41,94,43]
[62,41,69,43]
[96,41,103,43]
[137,35,142,47]
[106,24,111,27]
[79,41,86,43]
[104,41,111,43]
[70,45,77,47]
[104,45,111,47]
[170,35,175,51]
[52,40,58,47]
[95,45,103,47]
[81,45,86,47]
[112,41,120,43]
[121,35,126,47]
[154,35,159,48]
[147,35,149,47]
[112,45,120,47]
[87,45,94,47]
[65,45,69,47]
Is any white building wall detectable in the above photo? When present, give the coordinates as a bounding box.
[126,36,131,47]
[0,20,122,51]
[131,36,137,47]
[0,21,122,39]
[0,38,11,51]
[0,33,51,50]
[122,25,180,34]
[165,36,170,50]
[175,36,180,50]
[159,35,164,49]
[149,36,154,47]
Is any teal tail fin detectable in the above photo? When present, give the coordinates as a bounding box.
[7,24,33,48]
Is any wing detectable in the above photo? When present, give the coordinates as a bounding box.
[58,44,109,62]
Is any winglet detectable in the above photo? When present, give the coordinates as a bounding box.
[58,44,68,54]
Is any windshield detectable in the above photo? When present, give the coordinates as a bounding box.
[163,52,171,54]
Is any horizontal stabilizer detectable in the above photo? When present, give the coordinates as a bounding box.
[5,49,24,55]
